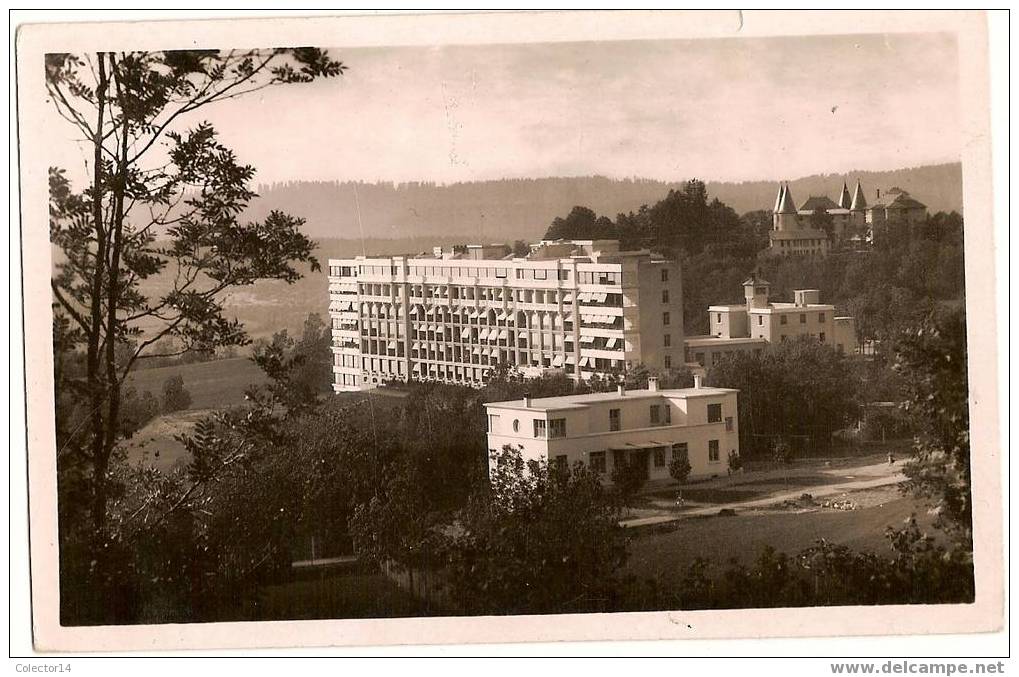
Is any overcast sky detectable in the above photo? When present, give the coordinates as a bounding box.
[51,31,960,186]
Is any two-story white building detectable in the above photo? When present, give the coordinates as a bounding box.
[483,376,739,483]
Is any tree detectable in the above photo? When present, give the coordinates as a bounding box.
[444,447,629,614]
[808,207,835,238]
[707,339,862,457]
[544,205,617,241]
[47,49,344,554]
[894,308,971,543]
[118,387,161,438]
[511,239,530,257]
[669,452,692,484]
[161,374,192,413]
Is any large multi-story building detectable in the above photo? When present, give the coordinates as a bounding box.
[683,275,857,370]
[484,375,739,482]
[327,239,682,392]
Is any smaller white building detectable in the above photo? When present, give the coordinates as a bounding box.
[484,377,739,483]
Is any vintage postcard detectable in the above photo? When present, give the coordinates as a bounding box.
[15,10,1003,652]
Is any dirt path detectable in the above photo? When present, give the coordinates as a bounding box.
[621,468,907,528]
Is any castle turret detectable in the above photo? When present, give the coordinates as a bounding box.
[850,179,868,211]
[838,181,852,209]
[773,182,799,231]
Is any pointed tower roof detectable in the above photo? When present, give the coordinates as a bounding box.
[838,181,852,209]
[773,184,784,213]
[850,180,868,211]
[777,182,797,214]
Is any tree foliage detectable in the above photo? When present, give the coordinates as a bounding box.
[161,374,192,413]
[707,338,863,457]
[894,308,971,542]
[442,447,629,615]
[48,48,345,622]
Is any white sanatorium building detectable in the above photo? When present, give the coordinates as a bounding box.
[683,275,857,371]
[484,376,739,482]
[327,240,681,392]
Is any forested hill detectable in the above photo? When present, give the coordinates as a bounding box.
[246,162,962,242]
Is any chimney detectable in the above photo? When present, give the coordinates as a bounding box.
[617,384,626,397]
[694,374,703,389]
[876,188,881,200]
[522,392,532,407]
[432,246,443,258]
[648,377,659,392]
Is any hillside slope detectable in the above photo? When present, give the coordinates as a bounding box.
[246,163,962,242]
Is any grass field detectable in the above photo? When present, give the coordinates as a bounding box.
[123,358,408,472]
[125,357,269,410]
[624,491,934,590]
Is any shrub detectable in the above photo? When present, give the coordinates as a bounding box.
[669,453,692,484]
[611,459,647,504]
[162,374,193,413]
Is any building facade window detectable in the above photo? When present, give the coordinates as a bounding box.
[661,269,669,282]
[664,355,672,369]
[549,418,567,439]
[819,312,826,322]
[662,312,670,326]
[650,404,661,425]
[662,289,669,303]
[708,439,720,462]
[487,414,500,432]
[707,403,722,423]
[512,419,520,432]
[664,334,671,347]
[725,416,734,432]
[554,454,568,470]
[781,314,788,325]
[800,313,807,324]
[609,408,621,431]
[664,406,672,424]
[672,442,688,461]
[589,451,606,474]
[533,419,547,438]
[758,315,763,326]
[653,447,666,467]
[819,332,826,343]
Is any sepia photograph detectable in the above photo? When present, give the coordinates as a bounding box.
[12,9,1005,655]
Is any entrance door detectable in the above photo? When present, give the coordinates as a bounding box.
[631,450,650,480]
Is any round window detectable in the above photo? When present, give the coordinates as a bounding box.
[512,419,520,432]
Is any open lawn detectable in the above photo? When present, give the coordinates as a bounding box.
[624,491,936,591]
[125,357,268,410]
[123,358,409,472]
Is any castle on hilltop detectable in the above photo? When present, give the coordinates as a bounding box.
[767,180,928,257]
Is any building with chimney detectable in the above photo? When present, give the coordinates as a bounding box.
[767,179,870,256]
[866,187,929,232]
[484,375,739,483]
[683,275,857,370]
[327,239,682,392]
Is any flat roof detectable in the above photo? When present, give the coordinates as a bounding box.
[485,386,737,412]
[750,303,836,313]
[684,336,769,347]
